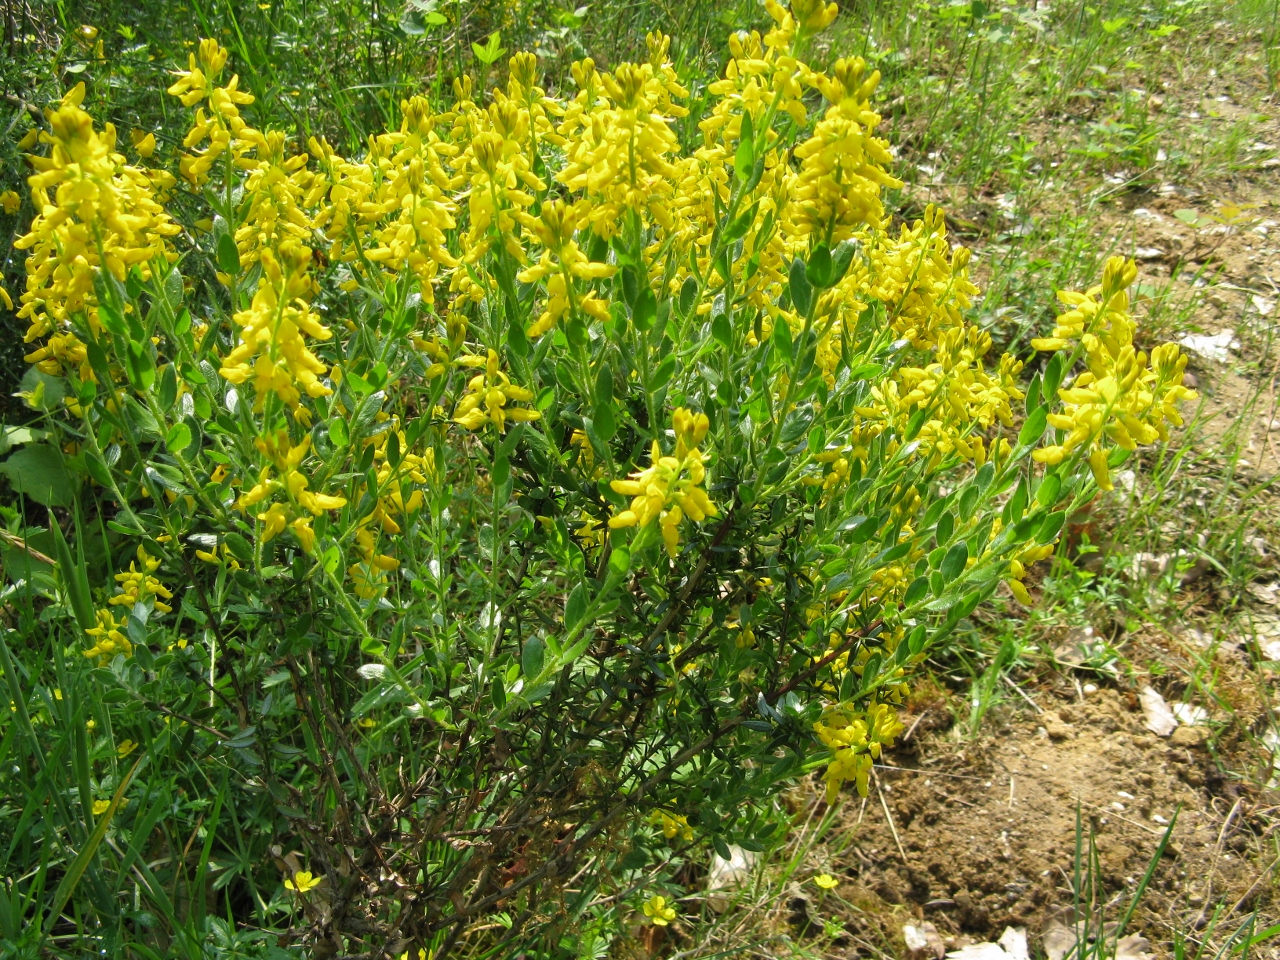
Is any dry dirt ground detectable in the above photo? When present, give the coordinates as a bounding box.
[800,669,1279,959]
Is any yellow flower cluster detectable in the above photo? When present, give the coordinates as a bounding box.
[218,240,333,416]
[516,199,615,337]
[83,547,173,661]
[14,83,180,379]
[236,433,347,553]
[167,39,254,185]
[1031,256,1197,491]
[651,810,693,841]
[608,409,718,557]
[451,349,541,431]
[812,699,904,801]
[345,422,433,599]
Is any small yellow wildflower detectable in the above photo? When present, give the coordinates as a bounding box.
[814,873,839,890]
[0,190,19,214]
[284,869,322,893]
[652,810,693,841]
[642,894,677,926]
[130,128,158,158]
[92,799,111,816]
[117,739,138,758]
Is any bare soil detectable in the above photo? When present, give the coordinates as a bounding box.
[800,669,1280,959]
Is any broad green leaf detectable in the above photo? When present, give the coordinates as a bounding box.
[0,444,74,506]
[165,422,192,454]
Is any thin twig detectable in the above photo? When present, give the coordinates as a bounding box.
[874,772,909,865]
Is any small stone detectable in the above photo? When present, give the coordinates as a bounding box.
[1170,725,1209,748]
[1082,683,1099,695]
[1046,722,1073,741]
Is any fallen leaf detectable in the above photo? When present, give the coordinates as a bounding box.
[1140,686,1177,737]
[1171,702,1208,725]
[1178,331,1238,363]
[706,844,758,912]
[1116,933,1154,960]
[947,928,1028,960]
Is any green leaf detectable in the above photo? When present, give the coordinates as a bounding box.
[734,111,754,182]
[522,635,546,679]
[723,203,756,242]
[678,276,698,318]
[0,444,73,506]
[159,363,178,412]
[830,240,858,285]
[224,532,253,563]
[165,422,192,454]
[124,340,155,391]
[805,244,834,288]
[50,518,95,632]
[328,418,349,447]
[609,545,631,577]
[98,300,128,337]
[1035,474,1061,506]
[939,541,969,581]
[711,311,732,348]
[1018,406,1048,447]
[788,258,813,316]
[633,288,657,330]
[84,452,114,490]
[1036,510,1066,545]
[472,31,506,64]
[490,675,506,710]
[565,582,588,630]
[216,231,241,275]
[593,399,616,441]
[935,510,954,544]
[772,315,793,363]
[46,757,143,932]
[904,576,929,605]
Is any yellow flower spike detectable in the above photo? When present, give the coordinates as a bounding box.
[642,894,677,926]
[284,870,322,893]
[13,88,180,377]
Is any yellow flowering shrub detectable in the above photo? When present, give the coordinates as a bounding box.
[2,2,1194,952]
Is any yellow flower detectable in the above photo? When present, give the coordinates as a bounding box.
[813,699,903,802]
[219,242,333,414]
[451,349,541,432]
[92,799,111,815]
[813,873,839,890]
[0,190,19,214]
[284,869,322,893]
[130,129,158,158]
[642,894,677,926]
[651,810,693,841]
[117,739,138,757]
[609,408,717,557]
